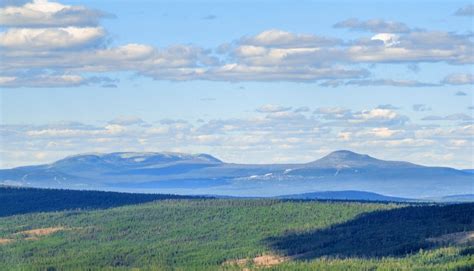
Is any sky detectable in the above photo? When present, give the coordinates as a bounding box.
[0,0,473,169]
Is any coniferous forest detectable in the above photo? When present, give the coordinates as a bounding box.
[0,187,472,270]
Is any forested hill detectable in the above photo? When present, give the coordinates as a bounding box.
[0,186,202,217]
[0,199,472,270]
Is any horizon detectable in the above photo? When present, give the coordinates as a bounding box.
[2,149,471,170]
[1,0,473,169]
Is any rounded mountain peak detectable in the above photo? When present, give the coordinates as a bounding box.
[52,152,222,171]
[307,150,384,168]
[307,150,420,169]
[323,150,372,160]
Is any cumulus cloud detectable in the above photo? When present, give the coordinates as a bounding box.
[313,107,409,127]
[342,127,406,140]
[313,107,352,120]
[3,104,472,168]
[0,0,108,27]
[348,31,473,64]
[0,1,472,87]
[334,18,411,33]
[455,91,468,96]
[0,26,105,50]
[351,108,409,126]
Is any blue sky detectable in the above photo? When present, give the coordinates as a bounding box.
[0,0,473,168]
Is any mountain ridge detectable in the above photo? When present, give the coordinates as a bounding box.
[5,150,461,170]
[1,150,472,199]
[276,190,411,202]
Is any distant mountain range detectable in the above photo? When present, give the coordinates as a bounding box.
[276,191,411,202]
[1,150,472,199]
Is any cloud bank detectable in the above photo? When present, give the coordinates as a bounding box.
[0,1,472,88]
[2,104,473,168]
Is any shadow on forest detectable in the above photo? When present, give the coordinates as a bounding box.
[0,186,202,217]
[265,203,474,259]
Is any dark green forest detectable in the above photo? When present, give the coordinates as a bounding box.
[267,203,473,258]
[0,186,199,217]
[0,188,472,270]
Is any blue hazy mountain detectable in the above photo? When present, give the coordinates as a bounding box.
[425,194,474,202]
[1,150,472,199]
[276,190,411,202]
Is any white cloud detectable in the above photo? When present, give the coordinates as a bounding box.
[0,26,105,50]
[347,44,461,63]
[348,31,473,64]
[369,127,400,138]
[0,0,106,27]
[371,33,400,47]
[0,2,472,87]
[2,105,473,168]
[350,108,409,127]
[314,107,352,120]
[0,76,16,84]
[356,108,397,120]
